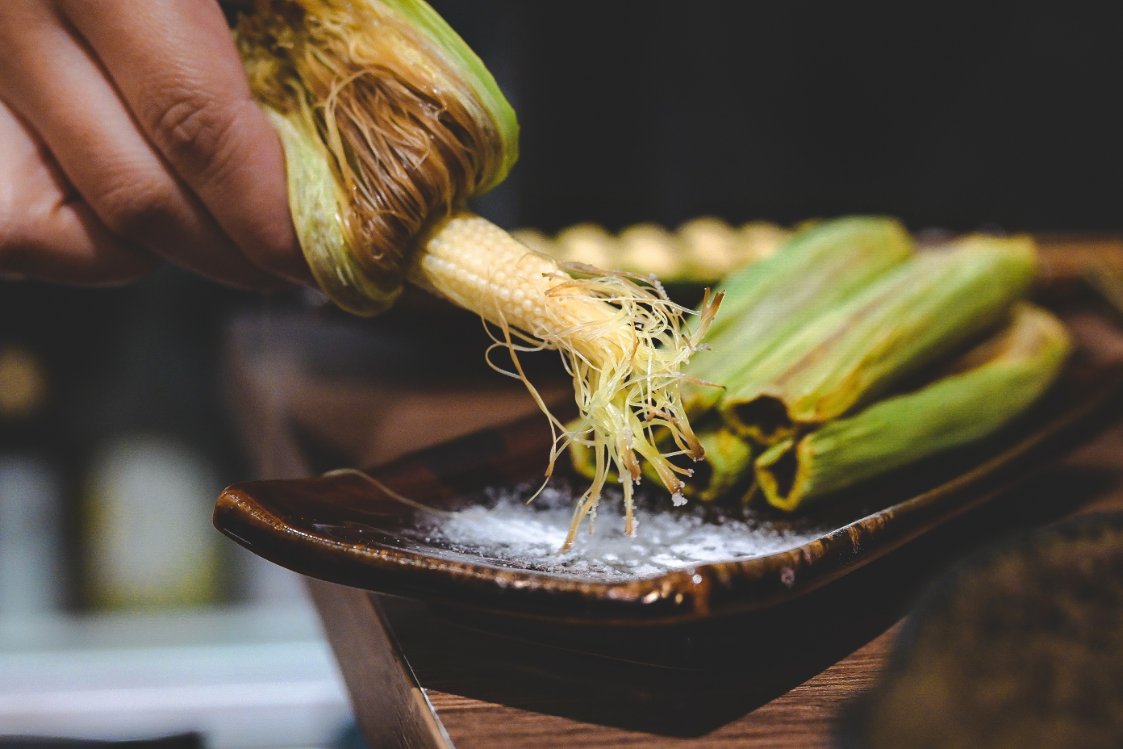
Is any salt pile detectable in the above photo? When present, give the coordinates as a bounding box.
[416,483,826,581]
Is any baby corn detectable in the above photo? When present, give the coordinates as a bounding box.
[722,236,1037,443]
[755,304,1071,510]
[238,0,715,547]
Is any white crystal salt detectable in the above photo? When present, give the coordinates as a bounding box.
[416,483,826,581]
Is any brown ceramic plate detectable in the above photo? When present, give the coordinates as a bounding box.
[215,307,1123,625]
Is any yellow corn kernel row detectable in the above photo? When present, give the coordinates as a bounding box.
[511,218,790,282]
[410,213,637,364]
[409,212,717,548]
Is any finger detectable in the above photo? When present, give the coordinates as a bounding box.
[0,100,158,286]
[0,1,284,289]
[58,0,310,285]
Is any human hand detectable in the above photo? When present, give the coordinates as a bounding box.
[0,0,308,289]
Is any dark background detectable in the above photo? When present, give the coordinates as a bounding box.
[2,1,1121,608]
[445,1,1123,232]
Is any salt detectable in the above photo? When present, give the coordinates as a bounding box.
[412,481,826,582]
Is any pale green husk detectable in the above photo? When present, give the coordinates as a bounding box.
[685,216,915,415]
[756,304,1071,510]
[266,108,402,315]
[722,235,1038,443]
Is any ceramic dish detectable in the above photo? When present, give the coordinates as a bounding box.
[214,306,1123,624]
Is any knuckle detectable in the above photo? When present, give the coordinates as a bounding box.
[144,87,241,183]
[94,175,178,241]
[0,184,159,285]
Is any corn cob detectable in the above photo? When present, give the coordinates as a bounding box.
[684,217,915,414]
[550,224,617,270]
[722,236,1037,443]
[755,304,1071,510]
[238,0,715,548]
[617,224,682,278]
[678,218,789,280]
[513,218,791,284]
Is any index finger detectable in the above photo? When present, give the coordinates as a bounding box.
[58,0,309,284]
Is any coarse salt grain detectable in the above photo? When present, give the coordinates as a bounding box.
[412,482,825,582]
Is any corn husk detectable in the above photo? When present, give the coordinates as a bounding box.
[684,217,915,414]
[755,303,1071,510]
[568,420,754,504]
[237,0,518,316]
[266,109,398,314]
[685,426,756,502]
[721,235,1038,443]
[565,216,913,499]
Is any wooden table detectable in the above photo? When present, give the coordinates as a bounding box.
[224,236,1123,747]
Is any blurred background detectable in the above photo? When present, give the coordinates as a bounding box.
[1,2,1121,746]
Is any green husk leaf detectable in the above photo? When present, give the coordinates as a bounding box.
[707,216,914,338]
[685,216,914,414]
[756,303,1071,510]
[722,235,1038,442]
[686,427,755,502]
[266,107,401,316]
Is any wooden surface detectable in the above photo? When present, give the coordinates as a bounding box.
[306,419,1123,747]
[306,581,450,749]
[224,236,1123,748]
